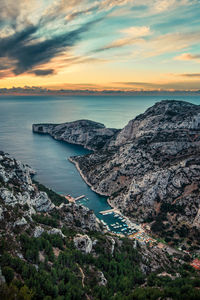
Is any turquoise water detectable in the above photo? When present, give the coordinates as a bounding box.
[0,95,200,232]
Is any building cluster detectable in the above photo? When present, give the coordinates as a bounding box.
[190,259,200,271]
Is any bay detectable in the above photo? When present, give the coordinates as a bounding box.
[0,95,199,232]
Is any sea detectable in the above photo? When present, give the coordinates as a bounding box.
[0,94,200,233]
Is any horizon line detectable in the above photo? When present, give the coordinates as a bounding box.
[1,87,200,96]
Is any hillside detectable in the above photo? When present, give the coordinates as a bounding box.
[1,151,200,299]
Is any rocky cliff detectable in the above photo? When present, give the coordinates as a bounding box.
[71,101,200,247]
[33,119,119,150]
[34,100,200,248]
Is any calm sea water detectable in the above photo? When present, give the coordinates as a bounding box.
[0,95,200,231]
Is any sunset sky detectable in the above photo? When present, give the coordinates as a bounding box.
[0,0,200,91]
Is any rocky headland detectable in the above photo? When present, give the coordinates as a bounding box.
[32,119,119,150]
[33,100,200,249]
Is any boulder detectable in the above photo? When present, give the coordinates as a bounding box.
[73,234,93,254]
[14,217,27,227]
[97,271,107,286]
[33,192,55,212]
[47,228,65,238]
[34,226,44,238]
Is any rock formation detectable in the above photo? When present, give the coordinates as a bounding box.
[0,152,54,213]
[33,119,119,150]
[73,234,93,253]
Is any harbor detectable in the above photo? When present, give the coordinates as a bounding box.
[65,194,154,244]
[63,194,137,235]
[99,211,156,245]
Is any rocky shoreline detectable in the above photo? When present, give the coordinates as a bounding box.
[33,119,119,151]
[68,156,109,197]
[69,156,122,213]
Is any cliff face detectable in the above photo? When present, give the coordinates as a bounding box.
[0,151,54,213]
[63,100,200,245]
[33,119,119,150]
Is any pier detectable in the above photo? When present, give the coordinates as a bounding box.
[64,194,85,203]
[75,195,86,201]
[99,208,119,215]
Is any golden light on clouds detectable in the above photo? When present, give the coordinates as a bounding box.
[0,0,200,91]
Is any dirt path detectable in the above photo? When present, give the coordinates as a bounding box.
[77,264,85,288]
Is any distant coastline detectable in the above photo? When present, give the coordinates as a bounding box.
[1,87,200,97]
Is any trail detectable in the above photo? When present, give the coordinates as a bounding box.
[77,264,85,288]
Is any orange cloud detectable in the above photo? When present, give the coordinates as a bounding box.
[174,53,200,62]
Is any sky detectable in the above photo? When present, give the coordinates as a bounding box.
[0,0,200,91]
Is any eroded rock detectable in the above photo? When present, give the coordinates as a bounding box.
[73,234,93,254]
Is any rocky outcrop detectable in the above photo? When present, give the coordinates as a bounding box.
[33,120,119,150]
[34,226,45,238]
[73,234,93,253]
[97,271,107,286]
[0,267,5,284]
[47,228,65,238]
[107,236,116,256]
[59,100,200,244]
[32,192,55,212]
[14,217,28,227]
[0,206,3,220]
[0,152,54,213]
[58,202,101,232]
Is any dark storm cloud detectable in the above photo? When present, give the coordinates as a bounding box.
[0,19,101,76]
[32,69,55,76]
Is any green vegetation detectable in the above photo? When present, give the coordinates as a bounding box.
[32,180,68,206]
[149,201,200,249]
[1,230,200,300]
[0,283,33,300]
[32,214,59,228]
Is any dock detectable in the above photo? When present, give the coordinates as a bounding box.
[64,194,85,203]
[99,208,119,215]
[75,195,85,201]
